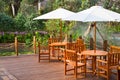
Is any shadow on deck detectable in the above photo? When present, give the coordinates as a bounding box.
[0,55,117,80]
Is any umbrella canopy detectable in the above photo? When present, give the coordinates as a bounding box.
[63,6,120,22]
[33,8,75,40]
[33,8,75,20]
[62,6,120,52]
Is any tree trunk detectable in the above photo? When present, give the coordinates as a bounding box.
[38,0,41,14]
[11,3,15,17]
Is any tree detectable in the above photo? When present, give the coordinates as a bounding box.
[0,13,14,31]
[24,13,44,33]
[14,13,26,31]
[103,0,120,13]
[64,0,82,12]
[80,0,99,10]
[0,0,22,17]
[0,0,5,12]
[18,0,37,17]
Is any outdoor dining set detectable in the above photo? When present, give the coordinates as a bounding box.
[37,37,120,80]
[33,5,120,80]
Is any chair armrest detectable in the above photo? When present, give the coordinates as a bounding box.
[77,52,82,56]
[97,59,107,64]
[59,48,65,51]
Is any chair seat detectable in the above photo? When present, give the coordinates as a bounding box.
[66,60,85,66]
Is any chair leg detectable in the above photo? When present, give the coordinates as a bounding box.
[84,66,86,77]
[75,67,77,78]
[107,70,110,80]
[58,48,60,60]
[49,54,50,62]
[64,63,67,75]
[49,48,50,62]
[38,53,40,63]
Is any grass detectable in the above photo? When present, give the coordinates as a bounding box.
[0,50,34,56]
[0,46,34,56]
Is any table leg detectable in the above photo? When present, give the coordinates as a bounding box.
[92,56,96,74]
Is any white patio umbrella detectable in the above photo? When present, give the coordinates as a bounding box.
[63,6,120,52]
[33,8,75,40]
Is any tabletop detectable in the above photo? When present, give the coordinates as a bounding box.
[81,50,108,56]
[49,42,67,47]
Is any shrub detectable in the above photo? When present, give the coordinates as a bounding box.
[14,13,26,31]
[0,13,14,31]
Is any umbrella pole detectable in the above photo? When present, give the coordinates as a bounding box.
[94,22,96,53]
[60,20,62,42]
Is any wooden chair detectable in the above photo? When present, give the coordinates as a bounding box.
[64,49,86,78]
[48,37,61,59]
[118,66,120,80]
[97,46,120,80]
[76,40,93,73]
[38,42,50,62]
[60,42,77,61]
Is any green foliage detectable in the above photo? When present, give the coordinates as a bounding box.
[103,0,120,13]
[43,1,53,13]
[35,31,49,45]
[26,0,35,4]
[0,13,15,31]
[0,0,5,12]
[0,33,15,43]
[44,20,60,37]
[14,13,26,31]
[107,22,120,33]
[64,0,82,12]
[19,0,37,16]
[25,33,33,47]
[14,13,44,32]
[24,13,42,33]
[81,0,98,10]
[25,38,32,47]
[0,0,13,16]
[17,35,25,42]
[17,32,33,46]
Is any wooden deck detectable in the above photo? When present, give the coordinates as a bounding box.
[0,55,117,80]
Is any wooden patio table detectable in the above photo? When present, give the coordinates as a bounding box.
[81,50,108,74]
[49,42,67,58]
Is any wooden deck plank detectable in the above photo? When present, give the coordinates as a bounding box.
[0,55,117,80]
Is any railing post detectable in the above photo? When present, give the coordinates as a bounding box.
[90,38,94,50]
[103,40,107,51]
[33,36,36,54]
[38,42,40,63]
[15,36,18,56]
[103,40,108,60]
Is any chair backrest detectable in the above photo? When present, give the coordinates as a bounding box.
[76,39,86,52]
[65,49,77,62]
[76,39,84,45]
[66,42,77,51]
[79,44,86,53]
[40,46,49,53]
[38,43,49,54]
[38,42,50,62]
[48,37,61,44]
[108,46,120,66]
